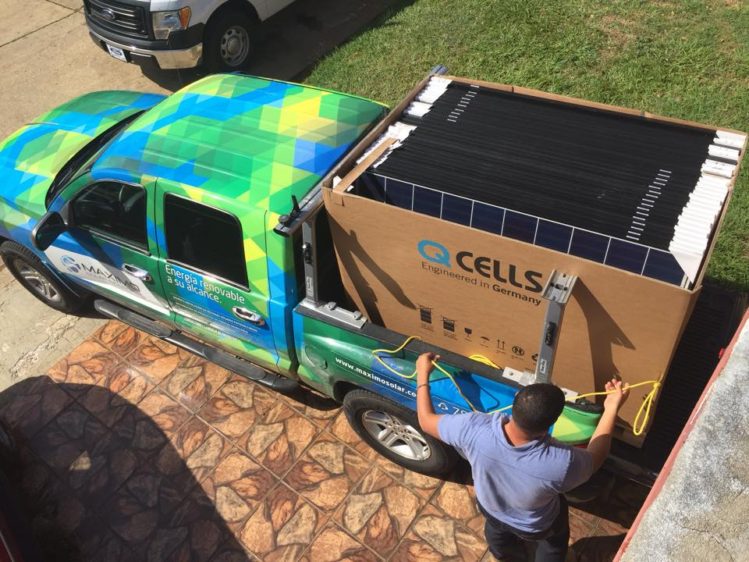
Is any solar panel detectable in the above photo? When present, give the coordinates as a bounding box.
[350,77,745,288]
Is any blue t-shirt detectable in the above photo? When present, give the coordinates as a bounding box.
[438,412,593,533]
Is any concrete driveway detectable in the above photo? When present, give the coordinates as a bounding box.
[0,0,401,388]
[0,0,164,388]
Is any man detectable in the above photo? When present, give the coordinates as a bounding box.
[415,352,629,562]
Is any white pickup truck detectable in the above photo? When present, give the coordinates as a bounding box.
[84,0,295,71]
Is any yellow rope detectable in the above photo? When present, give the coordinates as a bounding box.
[573,380,662,436]
[372,336,663,435]
[373,336,512,413]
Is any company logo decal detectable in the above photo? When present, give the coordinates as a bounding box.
[418,240,451,267]
[60,253,139,293]
[100,8,117,21]
[416,239,545,306]
[60,255,81,274]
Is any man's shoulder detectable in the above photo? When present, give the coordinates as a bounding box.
[541,437,576,461]
[438,411,500,448]
[540,438,594,486]
[441,411,498,432]
[523,437,576,478]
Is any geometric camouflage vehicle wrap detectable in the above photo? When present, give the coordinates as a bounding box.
[0,90,165,244]
[294,311,602,444]
[1,73,387,372]
[0,73,600,446]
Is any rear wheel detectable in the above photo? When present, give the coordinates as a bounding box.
[343,389,458,476]
[0,241,85,313]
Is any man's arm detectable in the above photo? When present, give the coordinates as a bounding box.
[586,379,629,472]
[416,352,443,439]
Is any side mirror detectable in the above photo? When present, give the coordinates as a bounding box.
[31,211,66,251]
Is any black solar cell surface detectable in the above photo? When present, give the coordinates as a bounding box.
[375,83,715,251]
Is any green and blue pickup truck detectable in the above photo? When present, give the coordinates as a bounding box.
[0,73,601,475]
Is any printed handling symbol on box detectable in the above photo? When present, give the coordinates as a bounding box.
[497,339,506,352]
[480,336,491,347]
[419,306,433,324]
[442,317,456,333]
[464,326,473,341]
[512,345,525,357]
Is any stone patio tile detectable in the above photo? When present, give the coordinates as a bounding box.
[375,455,444,501]
[95,321,144,358]
[197,374,274,442]
[154,416,233,492]
[431,481,484,537]
[335,466,425,558]
[47,340,120,396]
[570,516,629,562]
[299,521,379,562]
[153,499,236,561]
[239,481,327,560]
[283,431,370,514]
[282,387,340,429]
[0,329,648,561]
[239,398,320,476]
[137,387,192,441]
[329,410,379,461]
[197,447,277,533]
[391,504,488,562]
[101,456,207,559]
[78,363,154,429]
[27,402,134,506]
[0,374,72,438]
[160,356,231,413]
[128,336,183,384]
[86,530,141,562]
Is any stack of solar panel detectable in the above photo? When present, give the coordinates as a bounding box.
[351,78,745,288]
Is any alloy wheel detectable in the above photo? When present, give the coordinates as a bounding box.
[361,409,431,461]
[15,260,61,304]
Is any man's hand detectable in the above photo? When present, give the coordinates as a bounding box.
[603,378,630,412]
[416,352,439,385]
[587,377,630,472]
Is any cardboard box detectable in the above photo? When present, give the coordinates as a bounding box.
[322,76,745,443]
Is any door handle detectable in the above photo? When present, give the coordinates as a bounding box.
[232,306,265,326]
[122,263,152,283]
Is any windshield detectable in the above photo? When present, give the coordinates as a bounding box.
[45,111,143,208]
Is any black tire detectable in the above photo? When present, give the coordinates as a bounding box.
[0,241,85,313]
[203,9,255,72]
[343,389,458,477]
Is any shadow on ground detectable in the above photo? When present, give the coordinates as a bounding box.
[143,0,414,91]
[0,377,248,561]
[0,315,655,561]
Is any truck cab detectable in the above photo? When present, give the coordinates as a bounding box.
[0,73,602,476]
[85,0,295,71]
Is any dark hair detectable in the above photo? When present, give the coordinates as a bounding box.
[512,383,565,435]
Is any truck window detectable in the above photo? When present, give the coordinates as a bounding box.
[72,181,147,249]
[164,194,249,288]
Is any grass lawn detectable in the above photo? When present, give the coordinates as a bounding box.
[307,0,749,291]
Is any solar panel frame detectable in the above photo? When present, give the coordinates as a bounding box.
[355,171,691,286]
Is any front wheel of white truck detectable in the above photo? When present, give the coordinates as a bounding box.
[343,389,459,477]
[203,8,256,72]
[0,241,85,313]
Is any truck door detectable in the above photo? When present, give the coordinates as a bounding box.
[154,185,279,370]
[45,178,172,323]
